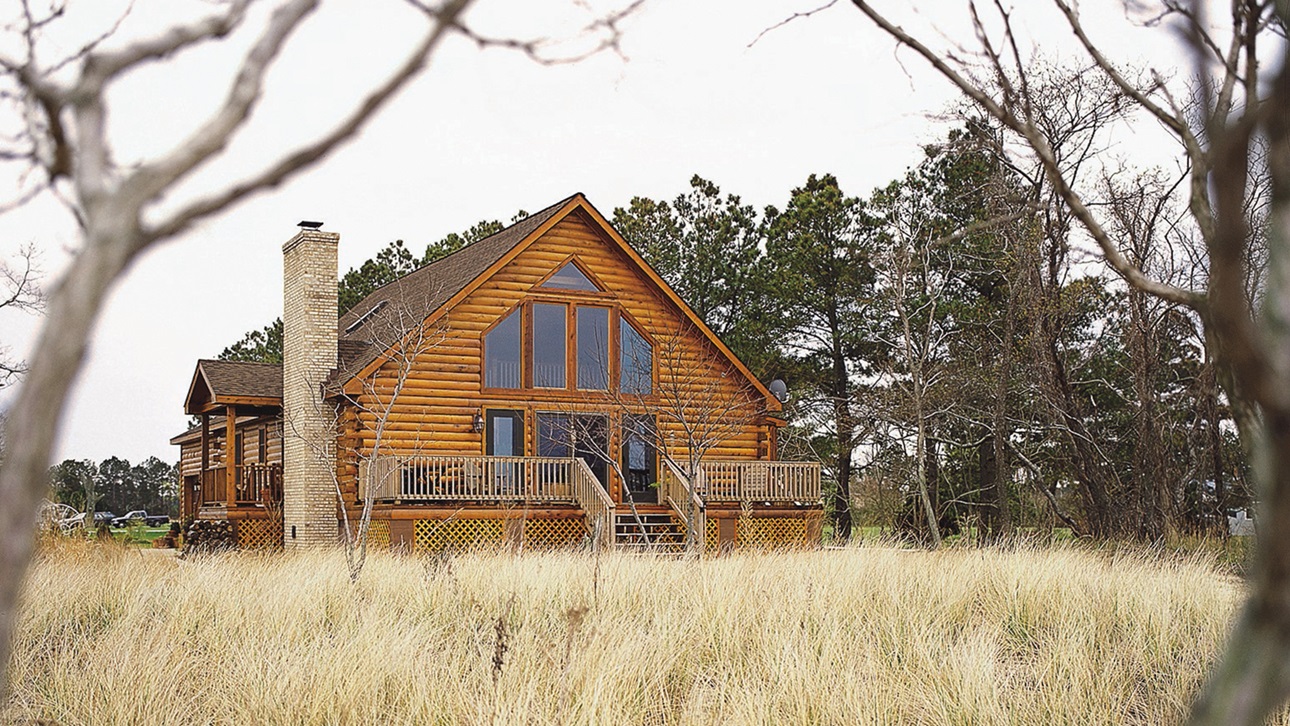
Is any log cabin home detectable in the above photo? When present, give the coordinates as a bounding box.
[171,193,822,552]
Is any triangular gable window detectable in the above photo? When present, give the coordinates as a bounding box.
[542,261,600,291]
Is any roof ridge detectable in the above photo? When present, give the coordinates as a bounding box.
[342,193,581,313]
[198,358,281,367]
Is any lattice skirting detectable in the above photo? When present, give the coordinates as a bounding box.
[706,517,719,552]
[522,518,586,550]
[737,517,807,548]
[414,518,504,552]
[237,518,283,550]
[348,519,391,549]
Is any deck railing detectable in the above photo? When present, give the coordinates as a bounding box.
[236,463,283,505]
[364,455,592,504]
[660,460,706,551]
[697,460,820,502]
[200,464,283,507]
[571,458,615,549]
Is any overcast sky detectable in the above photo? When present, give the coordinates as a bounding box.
[0,0,1193,465]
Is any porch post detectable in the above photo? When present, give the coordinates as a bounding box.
[225,405,238,508]
[200,414,209,503]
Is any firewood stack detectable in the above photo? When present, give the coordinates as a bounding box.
[182,520,236,555]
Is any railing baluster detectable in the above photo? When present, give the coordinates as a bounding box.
[362,455,610,505]
[692,460,821,503]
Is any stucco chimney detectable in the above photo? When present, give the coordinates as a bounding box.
[282,223,339,550]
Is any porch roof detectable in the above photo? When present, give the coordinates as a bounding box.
[184,359,283,415]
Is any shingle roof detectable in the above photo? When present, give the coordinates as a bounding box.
[197,359,282,400]
[330,194,576,385]
[169,414,267,444]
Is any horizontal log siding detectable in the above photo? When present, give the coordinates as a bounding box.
[341,210,770,504]
[178,417,283,477]
[180,442,201,477]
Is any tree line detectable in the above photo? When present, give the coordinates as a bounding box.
[614,135,1239,545]
[47,456,178,517]
[222,122,1241,544]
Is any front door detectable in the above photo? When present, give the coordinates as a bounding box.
[622,414,658,504]
[485,409,524,494]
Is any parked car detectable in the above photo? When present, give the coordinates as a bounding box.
[111,510,170,528]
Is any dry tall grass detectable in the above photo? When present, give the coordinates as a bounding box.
[2,541,1252,725]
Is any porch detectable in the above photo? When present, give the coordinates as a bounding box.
[197,463,284,508]
[360,454,821,550]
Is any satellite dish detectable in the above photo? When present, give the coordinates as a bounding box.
[768,379,789,403]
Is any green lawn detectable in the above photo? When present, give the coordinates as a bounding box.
[114,525,172,547]
[58,525,175,547]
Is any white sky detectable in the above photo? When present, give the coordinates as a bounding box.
[0,0,1195,465]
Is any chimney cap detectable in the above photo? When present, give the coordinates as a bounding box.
[298,220,323,229]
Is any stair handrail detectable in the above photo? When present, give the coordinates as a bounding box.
[571,458,615,550]
[661,460,706,553]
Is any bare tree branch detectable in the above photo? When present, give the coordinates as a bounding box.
[850,0,1207,310]
[747,0,839,48]
[146,0,471,244]
[0,0,647,696]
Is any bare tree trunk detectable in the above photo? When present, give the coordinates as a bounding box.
[0,222,139,692]
[979,432,998,539]
[991,291,1015,538]
[1127,285,1170,541]
[914,389,941,548]
[1201,361,1227,525]
[829,334,854,542]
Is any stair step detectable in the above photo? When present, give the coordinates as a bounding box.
[612,510,688,552]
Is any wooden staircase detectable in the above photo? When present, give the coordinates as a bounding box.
[613,511,685,553]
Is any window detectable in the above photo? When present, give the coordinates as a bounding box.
[482,269,654,394]
[576,306,609,390]
[620,318,652,394]
[537,413,572,457]
[543,261,600,291]
[485,308,521,388]
[533,303,567,388]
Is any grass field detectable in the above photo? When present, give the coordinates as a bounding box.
[2,540,1258,725]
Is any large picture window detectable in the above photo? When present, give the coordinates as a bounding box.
[485,309,521,388]
[577,306,609,390]
[620,318,652,395]
[533,303,567,388]
[481,260,658,395]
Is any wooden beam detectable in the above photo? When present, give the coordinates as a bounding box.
[211,395,282,407]
[190,396,281,414]
[225,405,237,509]
[200,414,210,495]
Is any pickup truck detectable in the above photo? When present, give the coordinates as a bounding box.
[111,510,170,528]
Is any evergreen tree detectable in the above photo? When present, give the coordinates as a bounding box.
[764,174,880,541]
[614,176,780,376]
